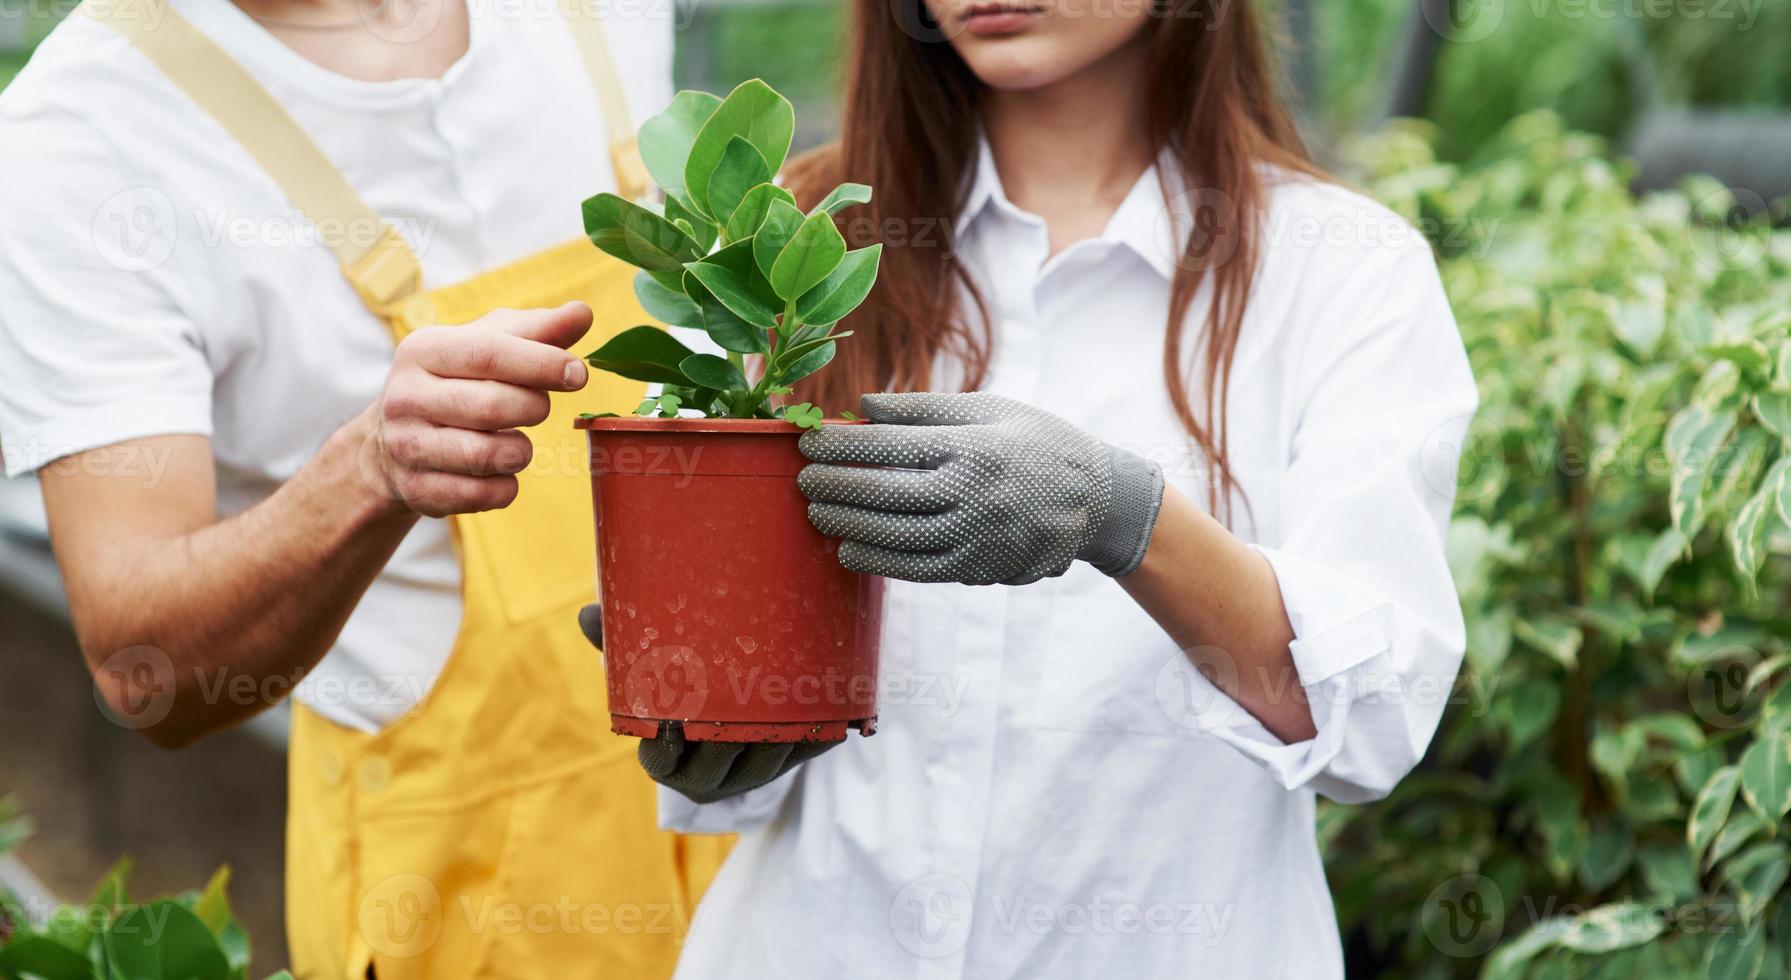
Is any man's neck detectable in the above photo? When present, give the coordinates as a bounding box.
[228,0,470,83]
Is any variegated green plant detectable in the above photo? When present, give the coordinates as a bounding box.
[1322,112,1791,978]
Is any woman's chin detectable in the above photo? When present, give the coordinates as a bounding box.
[961,51,1079,93]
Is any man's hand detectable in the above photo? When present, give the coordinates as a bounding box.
[371,302,593,517]
[578,605,839,803]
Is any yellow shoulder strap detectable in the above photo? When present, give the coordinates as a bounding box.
[558,0,651,202]
[84,0,648,312]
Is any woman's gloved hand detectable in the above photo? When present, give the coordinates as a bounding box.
[797,392,1167,586]
[578,605,839,804]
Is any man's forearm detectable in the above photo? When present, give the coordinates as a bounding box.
[60,410,417,746]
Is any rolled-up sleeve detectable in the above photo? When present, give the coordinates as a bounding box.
[1201,236,1477,803]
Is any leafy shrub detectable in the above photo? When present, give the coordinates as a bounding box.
[1321,111,1791,978]
[0,797,288,980]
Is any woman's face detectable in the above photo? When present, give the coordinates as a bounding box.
[920,0,1154,91]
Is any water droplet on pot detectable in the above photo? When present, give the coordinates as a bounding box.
[735,636,758,655]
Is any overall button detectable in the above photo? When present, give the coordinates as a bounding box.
[360,755,393,794]
[319,748,344,787]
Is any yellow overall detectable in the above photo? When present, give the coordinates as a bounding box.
[86,2,730,976]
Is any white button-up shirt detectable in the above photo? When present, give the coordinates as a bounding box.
[661,142,1478,979]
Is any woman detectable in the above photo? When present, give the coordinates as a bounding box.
[633,0,1476,975]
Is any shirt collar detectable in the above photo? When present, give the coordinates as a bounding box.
[955,132,1182,282]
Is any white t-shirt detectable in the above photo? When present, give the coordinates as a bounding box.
[0,0,674,731]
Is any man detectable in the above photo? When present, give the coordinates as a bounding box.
[0,0,727,974]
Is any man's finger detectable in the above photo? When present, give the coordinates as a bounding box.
[383,422,534,477]
[489,301,595,351]
[389,378,552,431]
[414,320,589,391]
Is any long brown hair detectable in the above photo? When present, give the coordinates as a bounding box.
[786,0,1318,513]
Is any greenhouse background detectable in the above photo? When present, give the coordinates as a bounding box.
[2,0,1790,976]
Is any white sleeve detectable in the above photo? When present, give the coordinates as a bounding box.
[0,99,214,477]
[656,771,800,834]
[1200,237,1478,804]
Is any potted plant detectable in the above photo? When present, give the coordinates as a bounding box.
[575,79,885,743]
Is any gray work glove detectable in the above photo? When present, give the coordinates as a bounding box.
[578,604,839,804]
[797,392,1166,586]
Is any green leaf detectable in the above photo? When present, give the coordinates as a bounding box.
[1728,478,1777,583]
[105,902,230,980]
[1707,810,1767,870]
[88,856,133,911]
[1689,764,1742,859]
[769,212,848,302]
[637,90,722,204]
[783,403,825,430]
[690,280,770,355]
[678,354,748,391]
[1639,527,1688,600]
[773,340,836,385]
[1738,732,1791,823]
[1554,903,1668,954]
[1704,919,1766,980]
[1576,818,1634,891]
[191,866,232,937]
[1724,842,1790,924]
[1504,677,1561,749]
[812,183,873,216]
[585,325,698,385]
[664,195,717,253]
[1514,616,1582,668]
[0,935,94,980]
[1483,918,1576,980]
[686,260,780,330]
[1665,403,1739,539]
[705,137,771,226]
[634,270,702,328]
[725,183,796,243]
[1636,843,1700,902]
[796,244,883,326]
[753,199,807,280]
[684,79,794,221]
[582,194,702,272]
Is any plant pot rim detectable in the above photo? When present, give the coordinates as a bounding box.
[575,416,862,433]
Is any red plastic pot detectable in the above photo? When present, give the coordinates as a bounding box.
[576,416,885,743]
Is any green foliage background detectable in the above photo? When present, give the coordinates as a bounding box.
[1325,112,1791,977]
